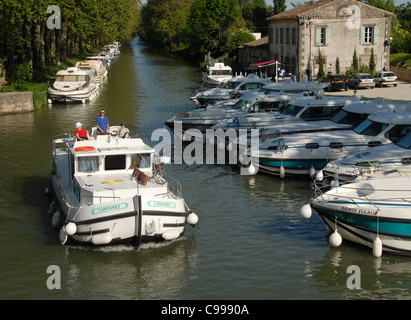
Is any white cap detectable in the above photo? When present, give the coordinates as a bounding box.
[76,122,82,128]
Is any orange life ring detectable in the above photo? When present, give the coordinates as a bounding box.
[75,146,95,152]
[216,70,222,75]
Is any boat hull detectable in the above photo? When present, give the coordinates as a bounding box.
[312,203,411,255]
[48,85,99,103]
[50,177,189,246]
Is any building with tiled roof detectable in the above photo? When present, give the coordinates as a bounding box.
[266,0,394,81]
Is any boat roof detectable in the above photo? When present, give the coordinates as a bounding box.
[289,95,357,107]
[56,67,91,76]
[70,135,154,157]
[228,74,271,84]
[342,99,400,114]
[263,81,328,91]
[208,63,232,70]
[368,110,411,124]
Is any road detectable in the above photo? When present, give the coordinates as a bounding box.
[324,80,411,102]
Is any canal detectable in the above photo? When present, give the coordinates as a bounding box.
[1,38,411,300]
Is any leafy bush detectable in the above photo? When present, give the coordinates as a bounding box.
[12,64,32,91]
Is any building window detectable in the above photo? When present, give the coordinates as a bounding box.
[269,28,273,44]
[285,28,290,44]
[280,28,284,44]
[361,26,378,44]
[291,28,297,45]
[315,27,329,45]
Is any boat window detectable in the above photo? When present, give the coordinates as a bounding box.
[396,131,411,149]
[385,125,411,143]
[221,81,241,89]
[300,105,342,121]
[280,104,304,116]
[78,156,99,172]
[56,75,88,82]
[105,155,126,170]
[134,153,151,168]
[240,83,263,90]
[353,119,388,136]
[250,101,287,113]
[333,111,367,126]
[231,99,250,110]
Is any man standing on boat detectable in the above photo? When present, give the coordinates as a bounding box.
[96,109,110,135]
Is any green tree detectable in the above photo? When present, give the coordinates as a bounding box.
[335,57,340,74]
[352,48,359,71]
[369,48,376,74]
[184,0,242,59]
[273,0,286,14]
[317,49,325,81]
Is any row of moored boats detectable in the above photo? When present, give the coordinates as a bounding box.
[165,71,411,257]
[47,42,121,104]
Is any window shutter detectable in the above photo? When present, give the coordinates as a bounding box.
[360,26,365,44]
[325,27,330,45]
[315,27,321,45]
[373,26,379,44]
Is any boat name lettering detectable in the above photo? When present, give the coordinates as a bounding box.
[148,201,176,208]
[341,206,377,216]
[92,202,129,214]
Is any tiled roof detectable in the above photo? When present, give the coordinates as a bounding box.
[242,36,268,48]
[266,0,393,20]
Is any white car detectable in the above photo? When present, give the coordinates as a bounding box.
[374,71,398,87]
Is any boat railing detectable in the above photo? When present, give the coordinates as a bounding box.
[56,172,75,208]
[167,176,183,199]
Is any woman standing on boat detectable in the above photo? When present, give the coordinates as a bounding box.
[96,109,110,135]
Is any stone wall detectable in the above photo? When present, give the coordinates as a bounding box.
[0,92,34,115]
[389,65,411,82]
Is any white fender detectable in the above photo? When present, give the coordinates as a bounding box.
[162,229,180,241]
[91,233,113,245]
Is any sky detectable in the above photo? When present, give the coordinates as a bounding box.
[264,0,409,9]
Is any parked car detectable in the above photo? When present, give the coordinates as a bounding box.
[374,71,398,87]
[348,73,375,89]
[324,74,349,91]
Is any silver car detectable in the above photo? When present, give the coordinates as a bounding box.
[374,71,398,87]
[348,73,375,89]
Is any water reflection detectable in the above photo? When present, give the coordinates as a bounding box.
[63,237,198,299]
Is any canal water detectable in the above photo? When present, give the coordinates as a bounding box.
[1,38,411,300]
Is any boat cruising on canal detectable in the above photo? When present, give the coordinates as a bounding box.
[304,175,411,256]
[202,62,233,87]
[250,111,411,178]
[48,67,99,103]
[49,130,198,246]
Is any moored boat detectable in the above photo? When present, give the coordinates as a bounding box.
[303,175,411,256]
[249,111,411,178]
[49,129,198,246]
[47,67,99,103]
[202,62,233,87]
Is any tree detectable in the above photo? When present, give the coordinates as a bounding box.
[317,49,325,81]
[335,57,340,74]
[369,48,376,74]
[352,48,359,71]
[273,0,286,14]
[184,0,242,59]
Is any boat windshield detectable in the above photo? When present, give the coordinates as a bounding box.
[56,75,88,82]
[221,81,242,89]
[353,119,388,136]
[396,131,411,149]
[279,104,304,116]
[332,110,368,125]
[248,101,288,113]
[231,99,251,110]
[210,70,232,76]
[384,125,411,143]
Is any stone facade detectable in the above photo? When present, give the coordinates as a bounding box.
[267,0,394,80]
[0,92,34,114]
